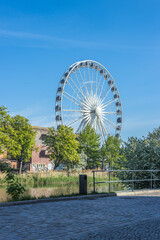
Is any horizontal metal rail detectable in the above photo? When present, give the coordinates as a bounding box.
[92,170,160,172]
[95,179,160,184]
[92,169,160,193]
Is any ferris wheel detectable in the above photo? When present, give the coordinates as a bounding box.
[55,60,122,143]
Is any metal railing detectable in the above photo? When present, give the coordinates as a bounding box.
[92,170,160,193]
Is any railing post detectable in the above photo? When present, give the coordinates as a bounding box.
[93,171,95,193]
[151,171,152,190]
[132,171,134,191]
[109,171,111,193]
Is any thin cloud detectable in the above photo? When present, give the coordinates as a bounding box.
[0,29,101,48]
[0,29,155,50]
[30,115,55,128]
[10,105,43,118]
[123,116,160,132]
[10,105,55,127]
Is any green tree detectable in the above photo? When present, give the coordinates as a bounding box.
[122,137,160,170]
[119,137,160,189]
[79,125,101,168]
[44,125,80,170]
[9,115,37,174]
[0,161,25,201]
[0,106,17,156]
[79,150,88,169]
[147,126,160,145]
[72,150,88,170]
[100,135,123,169]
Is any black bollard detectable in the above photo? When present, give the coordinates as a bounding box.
[79,174,87,195]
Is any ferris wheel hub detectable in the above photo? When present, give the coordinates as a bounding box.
[95,106,102,117]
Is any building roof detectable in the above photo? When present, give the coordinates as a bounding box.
[32,126,49,130]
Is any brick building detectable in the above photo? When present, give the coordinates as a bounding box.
[30,126,53,172]
[0,126,53,172]
[0,151,18,169]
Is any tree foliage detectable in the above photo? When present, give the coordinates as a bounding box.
[79,150,88,169]
[118,136,160,189]
[121,137,160,170]
[71,150,88,170]
[79,125,101,168]
[0,106,37,174]
[44,125,80,170]
[100,135,124,169]
[147,126,160,145]
[0,106,17,155]
[0,161,25,201]
[10,115,37,174]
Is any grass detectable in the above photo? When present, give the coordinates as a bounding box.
[0,170,124,189]
[0,170,125,203]
[0,170,113,187]
[7,191,116,202]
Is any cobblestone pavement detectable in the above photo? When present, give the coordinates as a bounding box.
[0,192,160,240]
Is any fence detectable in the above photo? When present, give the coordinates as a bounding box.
[92,170,160,193]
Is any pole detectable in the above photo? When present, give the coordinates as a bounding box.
[109,171,111,193]
[132,171,134,191]
[151,171,152,190]
[93,171,95,193]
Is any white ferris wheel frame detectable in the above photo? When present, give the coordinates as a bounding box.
[55,60,122,143]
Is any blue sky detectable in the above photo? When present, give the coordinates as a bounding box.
[0,0,159,141]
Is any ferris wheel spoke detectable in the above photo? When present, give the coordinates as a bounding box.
[101,98,117,108]
[102,111,116,114]
[98,77,106,102]
[74,71,86,99]
[100,88,111,104]
[87,67,92,96]
[80,101,92,111]
[101,116,117,129]
[62,109,83,113]
[100,119,109,137]
[96,75,103,97]
[67,80,82,101]
[82,112,92,127]
[83,112,91,122]
[92,68,94,95]
[76,119,85,133]
[100,121,107,142]
[83,68,91,97]
[97,119,105,143]
[95,70,99,98]
[69,76,84,99]
[83,117,91,129]
[63,91,81,106]
[67,116,83,127]
[78,68,89,96]
[95,118,98,131]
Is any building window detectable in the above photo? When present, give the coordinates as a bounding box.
[39,150,45,157]
[40,134,47,141]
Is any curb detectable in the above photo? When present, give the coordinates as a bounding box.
[1,189,160,207]
[117,189,160,196]
[0,193,117,207]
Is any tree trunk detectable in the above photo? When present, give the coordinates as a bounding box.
[54,159,60,170]
[101,161,104,170]
[19,150,24,174]
[19,160,23,174]
[108,161,111,170]
[67,165,70,177]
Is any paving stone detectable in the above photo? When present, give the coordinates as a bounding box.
[0,192,160,239]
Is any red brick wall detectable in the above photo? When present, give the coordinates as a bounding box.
[30,145,51,171]
[30,127,53,172]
